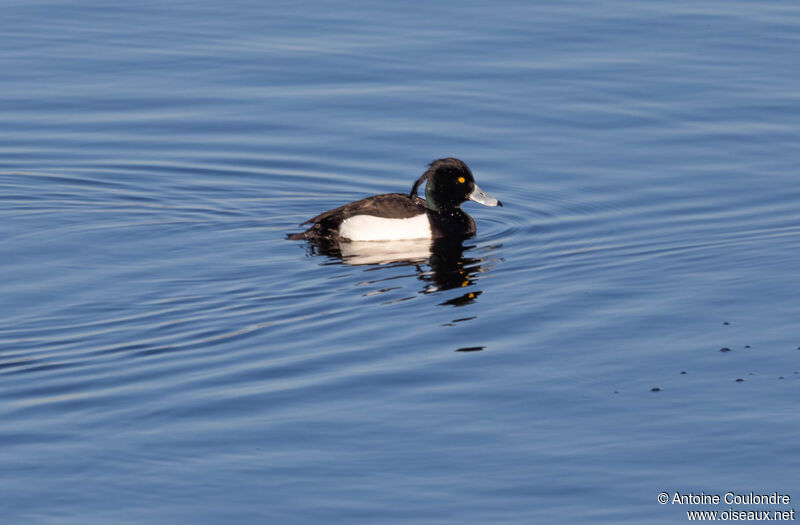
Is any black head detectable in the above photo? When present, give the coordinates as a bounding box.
[409,158,502,212]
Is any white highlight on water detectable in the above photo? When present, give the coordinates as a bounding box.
[339,214,431,241]
[339,239,433,265]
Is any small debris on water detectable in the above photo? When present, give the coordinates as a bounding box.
[455,346,485,353]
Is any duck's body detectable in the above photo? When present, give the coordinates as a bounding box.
[290,193,478,241]
[288,158,501,242]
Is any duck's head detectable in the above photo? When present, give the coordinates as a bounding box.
[409,158,503,212]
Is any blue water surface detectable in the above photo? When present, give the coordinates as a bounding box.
[1,1,799,523]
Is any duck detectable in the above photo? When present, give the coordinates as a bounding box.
[287,158,502,242]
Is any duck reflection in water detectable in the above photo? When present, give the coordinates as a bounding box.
[299,236,493,306]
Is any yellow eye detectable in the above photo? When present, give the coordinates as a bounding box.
[458,176,466,184]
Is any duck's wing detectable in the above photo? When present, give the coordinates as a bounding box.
[288,193,427,241]
[301,193,427,224]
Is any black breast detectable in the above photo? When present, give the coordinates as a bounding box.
[428,209,476,239]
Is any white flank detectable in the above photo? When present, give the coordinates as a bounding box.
[339,214,431,241]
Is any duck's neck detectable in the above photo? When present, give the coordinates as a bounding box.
[426,196,462,213]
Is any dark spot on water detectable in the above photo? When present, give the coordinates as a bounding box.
[651,387,661,392]
[363,287,400,297]
[455,346,485,353]
[613,390,619,394]
[439,291,482,307]
[735,378,745,382]
[748,372,754,376]
[723,321,730,325]
[442,317,477,327]
[719,347,731,352]
[744,345,751,348]
[779,376,785,380]
[680,371,687,375]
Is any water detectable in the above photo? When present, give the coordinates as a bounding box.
[2,1,799,523]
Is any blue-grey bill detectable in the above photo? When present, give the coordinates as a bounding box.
[468,183,503,207]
